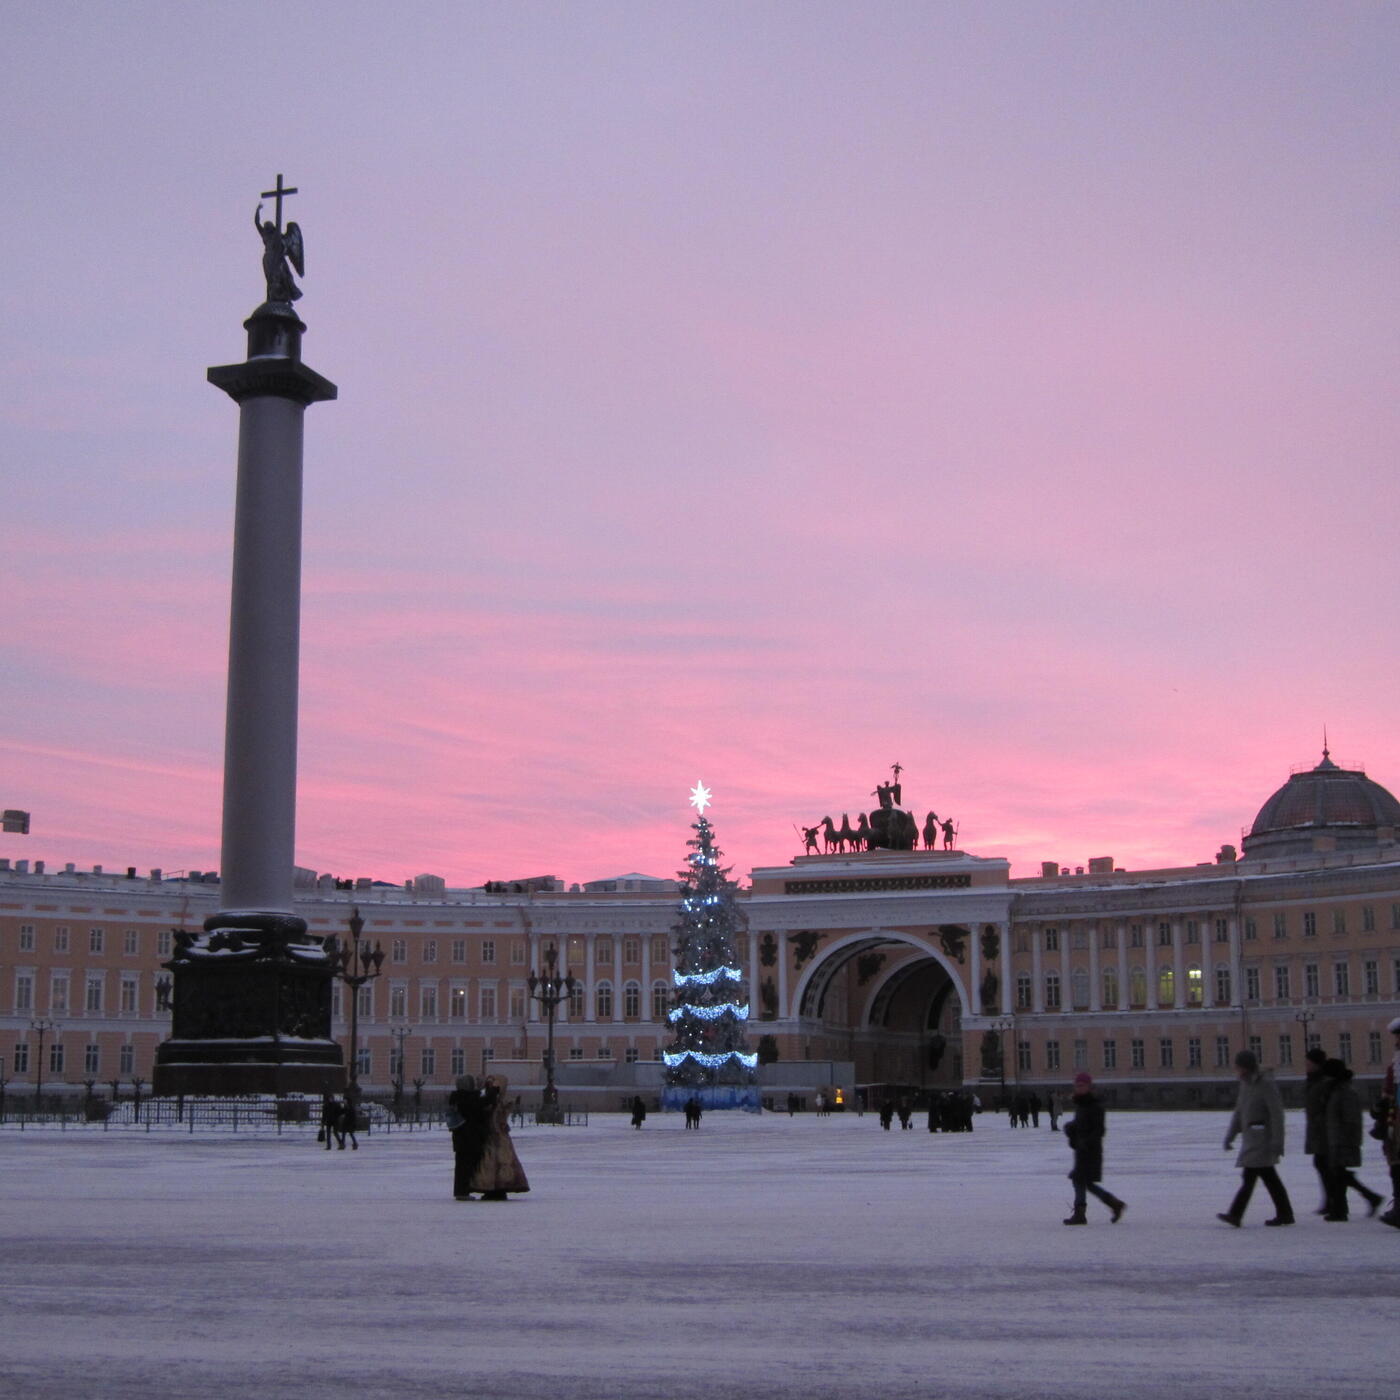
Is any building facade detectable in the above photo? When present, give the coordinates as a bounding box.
[2,754,1398,1108]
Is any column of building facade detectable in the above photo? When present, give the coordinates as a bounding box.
[1089,920,1102,1012]
[1031,925,1044,1013]
[1200,914,1215,1013]
[584,934,596,1024]
[1227,912,1243,1027]
[967,922,981,1018]
[999,922,1013,1015]
[747,927,761,1025]
[777,931,790,1019]
[1172,917,1186,1009]
[640,932,652,1036]
[1116,922,1129,1012]
[1059,923,1072,1014]
[1145,921,1159,1011]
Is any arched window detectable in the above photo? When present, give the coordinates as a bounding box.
[623,980,640,1018]
[652,980,669,1020]
[1158,966,1175,1006]
[1071,968,1090,1009]
[595,980,613,1019]
[1129,967,1147,1006]
[1101,966,1119,1008]
[1186,966,1203,1006]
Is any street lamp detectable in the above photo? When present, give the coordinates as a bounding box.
[324,907,384,1108]
[1295,1004,1317,1057]
[29,1019,56,1108]
[527,943,576,1125]
[991,1015,1015,1098]
[388,1021,411,1116]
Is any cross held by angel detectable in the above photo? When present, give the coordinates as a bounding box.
[254,175,304,303]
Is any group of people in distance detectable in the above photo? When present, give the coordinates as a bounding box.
[317,1093,358,1150]
[446,1073,529,1201]
[1065,1014,1400,1228]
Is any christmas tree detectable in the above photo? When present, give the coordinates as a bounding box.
[662,783,759,1111]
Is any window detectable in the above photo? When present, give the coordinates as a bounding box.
[1157,922,1173,948]
[652,980,669,1020]
[55,926,70,953]
[1215,966,1232,1004]
[118,1044,133,1075]
[1248,1035,1263,1063]
[506,986,524,1021]
[85,975,104,1013]
[15,973,34,1012]
[1102,1039,1117,1070]
[1071,968,1089,1008]
[1278,1033,1293,1067]
[356,1047,371,1077]
[331,985,343,1019]
[392,938,407,964]
[449,986,467,1020]
[622,937,640,965]
[1365,960,1380,996]
[568,984,584,1019]
[1129,967,1147,1006]
[1129,924,1144,949]
[1130,1038,1145,1070]
[50,975,69,1014]
[451,1047,466,1077]
[420,1047,436,1078]
[120,976,138,1014]
[1305,964,1320,999]
[567,936,585,967]
[157,930,172,957]
[482,940,496,965]
[1158,1038,1174,1070]
[1369,1031,1383,1065]
[1015,932,1029,953]
[1102,926,1116,949]
[1273,912,1288,940]
[1157,967,1175,1005]
[596,980,614,1019]
[1363,905,1376,932]
[1215,1036,1232,1069]
[623,981,641,1018]
[19,924,35,951]
[390,985,408,1018]
[1220,919,1234,944]
[1185,921,1199,945]
[1044,972,1061,1010]
[1274,965,1290,1000]
[1338,1031,1353,1065]
[1015,973,1032,1010]
[1044,927,1059,952]
[595,938,613,966]
[357,983,373,1018]
[89,927,105,954]
[1016,1040,1031,1072]
[14,1043,30,1073]
[50,1042,65,1074]
[423,940,438,964]
[1045,1040,1061,1071]
[651,935,668,962]
[511,940,526,965]
[1394,958,1400,995]
[450,939,466,963]
[598,1044,613,1060]
[1073,1039,1088,1070]
[479,986,497,1022]
[1187,1037,1202,1069]
[1333,963,1350,998]
[123,929,139,956]
[1101,967,1119,1008]
[1333,910,1347,936]
[569,1047,583,1061]
[1186,967,1203,1006]
[1303,912,1317,939]
[481,1047,495,1066]
[85,1043,100,1074]
[625,1047,639,1064]
[420,985,438,1020]
[1071,927,1088,951]
[1244,967,1260,1002]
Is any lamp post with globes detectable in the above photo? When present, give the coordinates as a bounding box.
[324,908,384,1108]
[527,943,576,1125]
[1295,1004,1317,1057]
[29,1018,56,1109]
[991,1015,1016,1099]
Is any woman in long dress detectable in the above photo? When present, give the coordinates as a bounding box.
[470,1074,530,1200]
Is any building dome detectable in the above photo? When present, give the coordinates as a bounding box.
[1242,751,1400,860]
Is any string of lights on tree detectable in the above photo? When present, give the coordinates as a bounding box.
[662,783,759,1081]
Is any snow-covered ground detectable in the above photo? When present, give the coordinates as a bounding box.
[1,1109,1395,1399]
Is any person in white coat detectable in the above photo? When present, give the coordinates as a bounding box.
[1218,1049,1294,1227]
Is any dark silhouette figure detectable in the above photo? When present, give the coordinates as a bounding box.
[1062,1073,1125,1225]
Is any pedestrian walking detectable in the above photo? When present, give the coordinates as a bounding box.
[447,1074,487,1200]
[468,1074,530,1200]
[1320,1058,1383,1220]
[1046,1092,1060,1131]
[1302,1044,1331,1212]
[1061,1073,1125,1225]
[319,1093,341,1150]
[630,1095,647,1129]
[1218,1050,1294,1227]
[1380,1017,1400,1229]
[337,1093,359,1150]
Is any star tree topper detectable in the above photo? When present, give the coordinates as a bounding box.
[689,781,712,814]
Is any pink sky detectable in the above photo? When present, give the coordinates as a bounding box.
[3,3,1399,887]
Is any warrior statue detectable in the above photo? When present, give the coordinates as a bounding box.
[255,203,304,304]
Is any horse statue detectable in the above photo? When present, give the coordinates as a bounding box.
[923,811,939,849]
[820,815,839,854]
[837,813,856,851]
[853,812,871,850]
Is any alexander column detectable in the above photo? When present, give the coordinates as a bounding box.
[154,177,343,1096]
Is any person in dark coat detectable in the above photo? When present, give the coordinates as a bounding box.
[1046,1093,1060,1131]
[448,1075,487,1200]
[630,1095,647,1129]
[1062,1072,1125,1224]
[319,1093,341,1151]
[1218,1049,1294,1227]
[1302,1045,1332,1213]
[337,1093,359,1150]
[1320,1058,1383,1220]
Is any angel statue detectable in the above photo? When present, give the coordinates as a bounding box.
[254,203,304,303]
